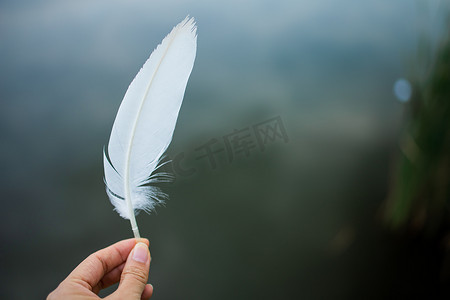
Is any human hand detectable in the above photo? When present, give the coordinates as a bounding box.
[47,238,153,300]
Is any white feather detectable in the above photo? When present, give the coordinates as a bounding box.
[103,17,197,238]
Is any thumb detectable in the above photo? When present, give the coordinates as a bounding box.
[115,242,151,299]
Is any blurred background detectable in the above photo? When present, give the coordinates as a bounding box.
[1,0,449,299]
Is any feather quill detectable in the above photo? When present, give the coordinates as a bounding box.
[103,17,197,238]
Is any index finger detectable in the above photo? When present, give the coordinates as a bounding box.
[66,238,149,291]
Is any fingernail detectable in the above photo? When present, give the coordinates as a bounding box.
[133,242,149,263]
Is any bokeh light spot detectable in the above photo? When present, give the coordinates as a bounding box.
[393,78,412,102]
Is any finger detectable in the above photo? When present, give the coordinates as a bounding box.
[67,238,149,291]
[92,262,125,294]
[115,242,151,299]
[141,284,154,300]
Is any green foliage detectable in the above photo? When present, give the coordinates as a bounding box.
[386,33,450,233]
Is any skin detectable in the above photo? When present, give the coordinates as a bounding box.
[47,238,153,300]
